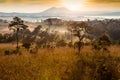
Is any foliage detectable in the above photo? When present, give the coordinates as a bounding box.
[56,39,67,47]
[68,42,73,47]
[22,43,31,51]
[68,21,92,53]
[92,34,111,53]
[8,17,28,51]
[0,33,15,43]
[90,19,120,40]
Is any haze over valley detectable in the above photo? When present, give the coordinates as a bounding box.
[0,7,120,22]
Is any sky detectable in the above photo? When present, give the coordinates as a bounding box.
[0,0,120,13]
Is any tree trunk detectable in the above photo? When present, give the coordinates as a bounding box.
[78,41,81,54]
[16,28,19,52]
[77,36,84,55]
[71,31,73,44]
[49,25,50,33]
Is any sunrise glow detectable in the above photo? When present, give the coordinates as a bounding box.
[61,0,84,11]
[0,0,119,12]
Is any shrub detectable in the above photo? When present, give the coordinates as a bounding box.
[4,50,10,55]
[56,39,67,47]
[22,43,31,51]
[68,42,73,47]
[92,34,111,53]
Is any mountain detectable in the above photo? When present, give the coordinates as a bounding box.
[99,12,120,16]
[0,7,120,18]
[39,8,120,16]
[0,12,33,17]
[0,7,77,17]
[39,7,73,16]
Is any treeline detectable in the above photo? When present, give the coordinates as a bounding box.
[0,19,8,23]
[88,19,120,41]
[0,17,120,54]
[0,18,120,45]
[0,33,15,43]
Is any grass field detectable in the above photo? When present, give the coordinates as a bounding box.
[0,44,120,80]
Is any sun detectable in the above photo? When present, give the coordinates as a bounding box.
[65,4,80,11]
[61,0,84,11]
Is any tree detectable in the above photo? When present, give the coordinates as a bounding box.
[22,43,31,51]
[67,23,74,44]
[68,21,92,54]
[56,39,67,47]
[35,27,58,49]
[32,25,48,49]
[119,40,120,45]
[92,34,111,53]
[32,25,42,35]
[8,17,28,52]
[45,18,52,33]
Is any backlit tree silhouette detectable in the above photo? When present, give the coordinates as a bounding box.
[68,21,92,54]
[8,17,28,52]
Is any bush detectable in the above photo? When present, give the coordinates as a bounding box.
[22,43,31,51]
[4,50,10,55]
[68,42,73,47]
[56,39,67,47]
[92,34,111,53]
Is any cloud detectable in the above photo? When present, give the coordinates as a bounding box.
[0,0,6,3]
[0,0,62,12]
[0,0,60,4]
[89,0,120,3]
[87,0,120,7]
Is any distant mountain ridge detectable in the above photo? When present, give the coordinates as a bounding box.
[0,7,120,17]
[40,7,73,16]
[99,12,120,16]
[0,7,73,17]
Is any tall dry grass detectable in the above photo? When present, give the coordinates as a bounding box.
[0,44,120,80]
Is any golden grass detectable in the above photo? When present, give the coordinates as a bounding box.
[0,44,120,80]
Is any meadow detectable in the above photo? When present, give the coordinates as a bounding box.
[0,44,120,80]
